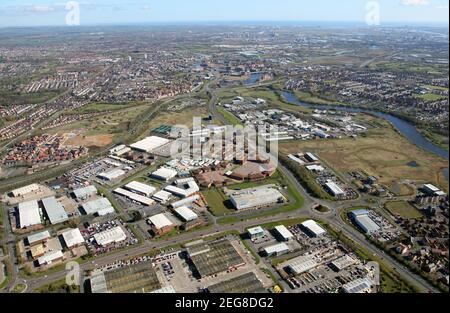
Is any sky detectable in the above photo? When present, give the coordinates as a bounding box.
[0,0,448,28]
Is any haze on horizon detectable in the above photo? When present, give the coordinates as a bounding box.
[0,0,448,28]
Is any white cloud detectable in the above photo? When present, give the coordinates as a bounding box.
[400,0,430,6]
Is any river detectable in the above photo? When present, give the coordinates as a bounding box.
[280,91,449,180]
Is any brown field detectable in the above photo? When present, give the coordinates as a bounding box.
[63,133,114,148]
[149,106,210,129]
[279,126,449,192]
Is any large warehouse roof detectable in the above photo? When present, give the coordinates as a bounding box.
[113,188,155,206]
[230,185,285,210]
[42,197,68,225]
[97,169,126,181]
[342,278,373,293]
[11,184,40,197]
[274,225,294,240]
[325,180,345,196]
[151,167,178,181]
[18,200,41,228]
[149,213,173,229]
[61,228,85,248]
[174,206,198,222]
[38,250,64,266]
[82,198,115,216]
[354,215,380,234]
[94,226,127,246]
[287,255,319,275]
[301,220,327,237]
[73,185,97,199]
[130,136,170,153]
[27,230,51,245]
[263,243,290,255]
[124,181,156,197]
[164,181,199,198]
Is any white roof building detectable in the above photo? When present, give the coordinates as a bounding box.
[152,190,172,203]
[354,215,380,234]
[61,228,85,248]
[82,198,115,216]
[10,184,40,197]
[170,195,201,208]
[38,250,64,266]
[164,181,199,198]
[18,200,41,228]
[151,167,178,181]
[97,169,126,181]
[27,230,51,246]
[93,226,127,246]
[124,181,156,197]
[248,226,265,237]
[301,220,327,237]
[42,197,69,225]
[174,206,198,222]
[149,213,174,230]
[130,136,170,153]
[263,243,290,256]
[113,188,155,206]
[230,186,285,210]
[330,255,357,271]
[274,225,294,241]
[73,185,97,200]
[324,180,345,196]
[342,278,373,293]
[287,255,319,275]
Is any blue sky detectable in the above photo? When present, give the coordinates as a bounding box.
[0,0,448,28]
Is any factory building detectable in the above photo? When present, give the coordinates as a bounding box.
[18,200,42,229]
[124,181,156,197]
[37,250,64,266]
[174,206,198,222]
[73,185,97,200]
[113,188,155,206]
[324,180,345,197]
[230,185,285,210]
[27,230,51,246]
[305,153,318,162]
[301,220,327,237]
[330,255,357,272]
[97,169,126,181]
[164,180,200,198]
[350,210,380,234]
[94,226,127,246]
[342,278,373,293]
[148,213,174,236]
[274,225,294,242]
[10,184,40,198]
[152,190,172,203]
[61,228,85,249]
[151,167,178,181]
[42,196,69,225]
[423,184,447,197]
[287,255,319,275]
[130,136,170,153]
[170,195,201,209]
[247,226,265,240]
[82,198,115,216]
[262,243,290,257]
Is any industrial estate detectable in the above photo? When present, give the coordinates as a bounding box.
[0,5,448,297]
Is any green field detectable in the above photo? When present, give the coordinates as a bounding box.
[217,107,242,126]
[69,102,136,114]
[202,188,233,216]
[385,201,423,219]
[35,278,80,293]
[413,93,447,102]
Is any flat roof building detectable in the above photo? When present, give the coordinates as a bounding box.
[94,226,127,246]
[73,185,97,200]
[342,278,373,293]
[148,213,174,235]
[42,197,69,225]
[301,220,327,237]
[151,167,178,181]
[274,225,294,241]
[37,250,64,266]
[82,198,115,216]
[18,200,41,228]
[324,180,345,197]
[174,206,198,222]
[330,255,357,272]
[97,169,126,181]
[263,243,290,257]
[113,188,155,206]
[130,136,170,153]
[353,214,380,234]
[164,181,199,198]
[248,226,265,239]
[61,228,85,249]
[10,184,40,197]
[152,190,172,203]
[305,153,318,162]
[230,185,285,211]
[287,255,319,275]
[170,195,201,208]
[27,230,51,246]
[124,181,156,197]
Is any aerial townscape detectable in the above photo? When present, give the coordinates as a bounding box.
[0,0,448,299]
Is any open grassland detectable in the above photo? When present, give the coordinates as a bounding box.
[68,102,137,114]
[146,106,209,131]
[385,201,423,219]
[279,123,449,193]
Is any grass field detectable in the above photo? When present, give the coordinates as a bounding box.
[217,107,242,126]
[413,93,447,102]
[385,201,423,219]
[279,123,449,193]
[35,278,80,293]
[202,188,233,216]
[69,102,136,114]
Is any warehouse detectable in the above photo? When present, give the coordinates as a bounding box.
[164,181,200,198]
[262,243,290,257]
[248,226,265,240]
[82,198,115,216]
[170,195,200,209]
[130,136,170,153]
[73,185,97,200]
[113,188,155,206]
[306,165,325,173]
[97,168,126,181]
[330,255,357,272]
[187,239,246,278]
[301,220,327,237]
[274,225,294,242]
[37,250,64,266]
[42,197,69,225]
[152,190,172,203]
[352,213,380,235]
[174,206,198,222]
[148,213,174,235]
[230,185,285,210]
[305,153,318,162]
[18,200,42,228]
[61,228,85,249]
[27,230,51,246]
[324,180,345,197]
[151,167,178,181]
[207,272,266,293]
[94,226,127,246]
[124,181,156,197]
[342,277,373,293]
[287,255,319,275]
[10,184,40,197]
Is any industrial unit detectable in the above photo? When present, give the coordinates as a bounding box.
[82,198,115,216]
[61,228,85,249]
[350,210,380,235]
[230,185,285,210]
[93,226,127,246]
[17,200,41,228]
[301,220,327,237]
[42,196,69,225]
[130,136,170,153]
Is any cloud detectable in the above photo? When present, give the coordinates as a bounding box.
[142,5,151,11]
[400,0,430,6]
